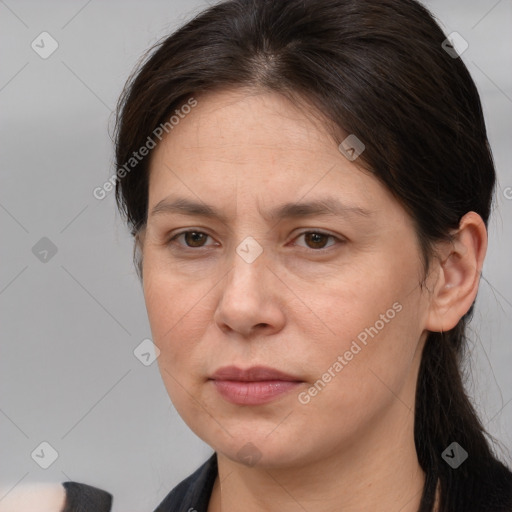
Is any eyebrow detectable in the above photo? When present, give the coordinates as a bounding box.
[149,196,373,223]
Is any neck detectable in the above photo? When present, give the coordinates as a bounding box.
[208,401,426,512]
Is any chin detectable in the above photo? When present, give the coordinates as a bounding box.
[204,426,314,469]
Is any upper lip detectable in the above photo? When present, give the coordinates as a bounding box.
[209,365,302,382]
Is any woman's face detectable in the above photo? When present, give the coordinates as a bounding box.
[140,88,433,468]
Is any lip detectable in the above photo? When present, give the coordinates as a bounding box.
[210,365,302,382]
[209,365,303,405]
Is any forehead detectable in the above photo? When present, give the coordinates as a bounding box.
[146,87,403,225]
[154,87,341,160]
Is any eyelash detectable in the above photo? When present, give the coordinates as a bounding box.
[167,229,343,252]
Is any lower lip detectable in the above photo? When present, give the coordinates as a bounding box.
[211,380,302,405]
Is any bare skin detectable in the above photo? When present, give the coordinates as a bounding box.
[0,484,65,512]
[138,87,487,512]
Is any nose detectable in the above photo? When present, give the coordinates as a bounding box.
[213,247,286,338]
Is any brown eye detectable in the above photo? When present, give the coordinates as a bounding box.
[169,231,214,248]
[183,231,208,247]
[295,231,338,250]
[304,232,329,249]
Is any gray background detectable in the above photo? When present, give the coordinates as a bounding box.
[1,1,511,510]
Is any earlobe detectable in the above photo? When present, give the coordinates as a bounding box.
[425,211,487,332]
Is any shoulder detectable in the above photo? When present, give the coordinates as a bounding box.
[61,482,113,511]
[153,452,218,512]
[0,454,216,512]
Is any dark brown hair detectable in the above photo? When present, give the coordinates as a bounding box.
[113,0,512,509]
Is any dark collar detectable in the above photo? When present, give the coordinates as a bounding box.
[153,452,218,512]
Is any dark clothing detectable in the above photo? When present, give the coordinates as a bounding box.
[60,453,217,512]
[61,451,512,511]
[153,452,217,512]
[61,481,113,512]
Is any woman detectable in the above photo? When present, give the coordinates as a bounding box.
[4,0,510,510]
[113,0,512,509]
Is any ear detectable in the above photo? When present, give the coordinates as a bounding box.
[425,211,488,332]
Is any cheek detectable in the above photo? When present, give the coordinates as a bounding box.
[143,264,208,372]
[297,258,425,406]
[298,261,412,350]
[143,271,211,422]
[298,285,424,429]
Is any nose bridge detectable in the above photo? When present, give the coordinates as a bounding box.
[213,234,273,334]
[226,234,267,294]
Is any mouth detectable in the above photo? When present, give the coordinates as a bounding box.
[208,365,304,405]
